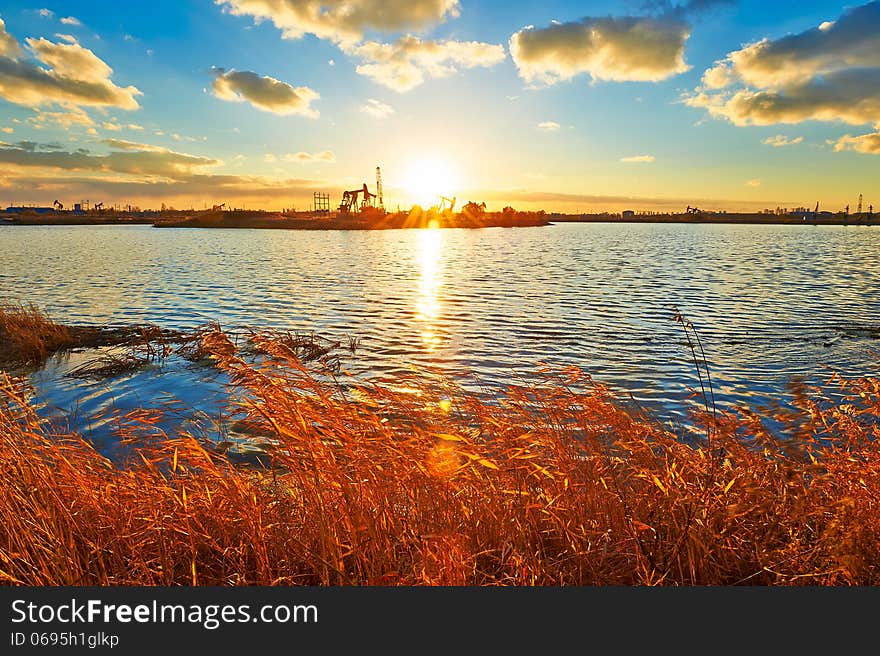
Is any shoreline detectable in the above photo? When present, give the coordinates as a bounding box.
[1,210,876,229]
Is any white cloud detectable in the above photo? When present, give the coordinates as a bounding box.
[0,23,141,110]
[510,16,691,85]
[621,154,655,163]
[264,153,276,162]
[361,98,394,118]
[762,134,803,147]
[283,150,335,163]
[1,126,12,133]
[212,67,319,117]
[745,178,761,187]
[347,35,505,92]
[26,37,112,82]
[537,121,560,131]
[216,0,460,46]
[60,16,82,26]
[0,18,22,58]
[687,69,880,127]
[686,2,880,128]
[833,131,880,155]
[38,9,54,18]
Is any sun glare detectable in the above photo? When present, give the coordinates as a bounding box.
[403,158,458,208]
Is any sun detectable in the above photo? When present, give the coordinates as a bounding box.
[403,157,458,208]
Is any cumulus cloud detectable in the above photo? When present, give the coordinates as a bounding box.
[510,16,691,85]
[346,35,505,92]
[762,134,803,147]
[361,98,394,118]
[212,67,319,117]
[688,68,880,127]
[537,121,560,131]
[833,132,880,155]
[621,154,655,162]
[38,9,54,18]
[283,150,335,163]
[0,18,22,58]
[686,2,880,128]
[60,16,81,26]
[27,37,113,82]
[0,23,141,110]
[216,0,460,46]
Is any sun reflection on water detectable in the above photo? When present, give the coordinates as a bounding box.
[415,227,443,352]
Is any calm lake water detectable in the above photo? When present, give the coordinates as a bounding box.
[2,222,879,447]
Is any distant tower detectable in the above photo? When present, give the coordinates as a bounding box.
[857,193,863,216]
[376,166,384,211]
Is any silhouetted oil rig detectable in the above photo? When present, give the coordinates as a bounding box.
[335,166,385,214]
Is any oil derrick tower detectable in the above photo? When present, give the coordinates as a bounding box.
[376,166,384,211]
[857,193,863,216]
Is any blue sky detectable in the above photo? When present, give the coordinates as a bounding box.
[0,0,877,212]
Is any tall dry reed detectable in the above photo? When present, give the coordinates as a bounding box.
[1,324,879,585]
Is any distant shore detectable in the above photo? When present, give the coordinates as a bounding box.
[152,209,551,230]
[2,209,876,229]
[552,212,878,226]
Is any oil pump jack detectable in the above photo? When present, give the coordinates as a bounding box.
[438,196,456,213]
[336,166,386,214]
[53,199,63,211]
[338,183,376,213]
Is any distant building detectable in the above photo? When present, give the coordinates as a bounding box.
[4,206,55,214]
[622,210,635,219]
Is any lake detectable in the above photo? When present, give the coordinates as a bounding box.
[2,222,879,446]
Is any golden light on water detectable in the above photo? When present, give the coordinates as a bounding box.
[415,227,443,352]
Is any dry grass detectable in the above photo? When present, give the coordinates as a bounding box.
[0,304,190,371]
[1,324,879,586]
[0,304,75,368]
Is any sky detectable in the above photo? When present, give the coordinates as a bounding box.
[0,0,878,213]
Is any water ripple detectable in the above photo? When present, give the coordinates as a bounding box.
[2,222,879,424]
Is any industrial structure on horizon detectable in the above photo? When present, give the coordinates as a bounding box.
[335,166,385,214]
[2,184,875,222]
